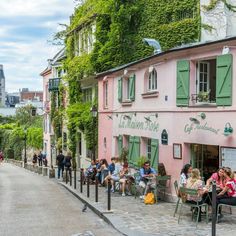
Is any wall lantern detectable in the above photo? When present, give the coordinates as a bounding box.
[161,129,168,145]
[224,122,233,136]
[90,105,97,117]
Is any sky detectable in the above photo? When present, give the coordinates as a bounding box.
[0,0,76,92]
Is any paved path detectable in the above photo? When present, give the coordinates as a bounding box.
[59,173,236,236]
[0,164,122,236]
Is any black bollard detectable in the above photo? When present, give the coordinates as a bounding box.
[70,169,72,186]
[95,176,98,202]
[212,180,216,236]
[74,169,76,189]
[107,178,111,211]
[80,169,83,193]
[66,168,68,184]
[87,176,90,198]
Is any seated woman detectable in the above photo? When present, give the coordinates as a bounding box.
[217,167,236,215]
[179,164,192,187]
[119,162,133,196]
[185,168,208,221]
[206,167,226,191]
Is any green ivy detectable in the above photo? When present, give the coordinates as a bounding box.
[202,0,236,12]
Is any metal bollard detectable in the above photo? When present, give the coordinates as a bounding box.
[87,176,90,198]
[70,169,72,186]
[107,178,111,211]
[74,169,76,189]
[212,180,216,236]
[95,176,98,202]
[80,169,83,193]
[66,169,68,184]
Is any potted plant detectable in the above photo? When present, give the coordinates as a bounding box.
[197,90,211,102]
[137,155,148,168]
[119,147,129,164]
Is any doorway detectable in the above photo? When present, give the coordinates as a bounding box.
[191,144,219,181]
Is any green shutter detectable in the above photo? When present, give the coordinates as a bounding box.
[118,77,123,102]
[176,60,190,106]
[150,139,159,171]
[129,74,135,101]
[216,54,232,106]
[128,136,134,163]
[133,136,140,165]
[118,135,123,156]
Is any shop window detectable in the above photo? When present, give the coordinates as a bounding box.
[176,54,232,107]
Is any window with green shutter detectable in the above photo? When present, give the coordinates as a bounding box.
[176,60,190,106]
[216,54,232,106]
[129,74,135,101]
[118,77,123,102]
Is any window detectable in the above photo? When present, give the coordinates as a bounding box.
[148,69,157,91]
[83,88,92,102]
[104,81,108,108]
[147,139,152,160]
[176,54,232,107]
[118,74,135,103]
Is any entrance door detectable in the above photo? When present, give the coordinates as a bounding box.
[191,144,219,181]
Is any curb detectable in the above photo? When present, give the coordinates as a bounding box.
[59,182,127,236]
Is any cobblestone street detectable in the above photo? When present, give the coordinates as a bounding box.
[0,163,121,236]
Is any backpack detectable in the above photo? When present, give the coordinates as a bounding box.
[144,192,155,205]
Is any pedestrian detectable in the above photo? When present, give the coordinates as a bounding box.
[56,150,65,179]
[64,151,72,180]
[0,151,4,165]
[32,153,37,166]
[38,151,43,166]
[42,152,47,167]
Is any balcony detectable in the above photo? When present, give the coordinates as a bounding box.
[48,78,60,91]
[191,90,216,104]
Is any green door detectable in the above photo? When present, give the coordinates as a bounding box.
[150,139,159,171]
[176,60,190,106]
[118,135,123,156]
[216,54,232,106]
[128,136,140,165]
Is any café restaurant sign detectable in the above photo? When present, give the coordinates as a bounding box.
[184,122,220,135]
[118,115,159,132]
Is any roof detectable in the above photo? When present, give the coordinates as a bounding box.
[96,36,236,78]
[0,66,5,79]
[51,47,66,65]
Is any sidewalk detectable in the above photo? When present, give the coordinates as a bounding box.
[57,176,236,236]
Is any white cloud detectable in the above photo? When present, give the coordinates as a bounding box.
[0,0,76,92]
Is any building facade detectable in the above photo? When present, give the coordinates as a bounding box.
[97,37,236,197]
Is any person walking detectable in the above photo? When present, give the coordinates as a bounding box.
[64,151,72,181]
[32,153,37,166]
[56,150,65,179]
[38,151,43,166]
[0,151,4,165]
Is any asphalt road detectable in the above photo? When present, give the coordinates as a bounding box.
[0,163,122,236]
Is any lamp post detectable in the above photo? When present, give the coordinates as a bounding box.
[90,105,97,161]
[23,128,27,164]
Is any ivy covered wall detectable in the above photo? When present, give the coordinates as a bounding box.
[58,0,201,160]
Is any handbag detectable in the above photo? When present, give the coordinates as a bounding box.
[144,192,155,204]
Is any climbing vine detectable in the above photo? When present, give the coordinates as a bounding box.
[202,0,236,12]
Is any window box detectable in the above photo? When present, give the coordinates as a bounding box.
[142,91,159,98]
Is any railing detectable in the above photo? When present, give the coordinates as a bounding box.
[191,92,216,104]
[48,78,60,91]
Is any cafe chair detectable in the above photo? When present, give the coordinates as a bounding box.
[178,187,209,228]
[216,203,235,223]
[155,175,171,203]
[173,180,180,217]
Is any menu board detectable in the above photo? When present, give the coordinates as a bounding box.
[221,147,236,171]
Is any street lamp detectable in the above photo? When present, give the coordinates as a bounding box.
[90,105,97,161]
[23,128,27,164]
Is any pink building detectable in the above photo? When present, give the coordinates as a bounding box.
[97,37,236,197]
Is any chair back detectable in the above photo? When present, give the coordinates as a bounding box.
[156,175,171,187]
[133,172,141,184]
[174,180,179,195]
[179,187,198,196]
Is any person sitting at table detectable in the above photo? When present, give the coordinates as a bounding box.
[216,167,236,219]
[185,168,207,222]
[139,161,157,199]
[119,162,133,196]
[205,167,226,191]
[179,164,192,187]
